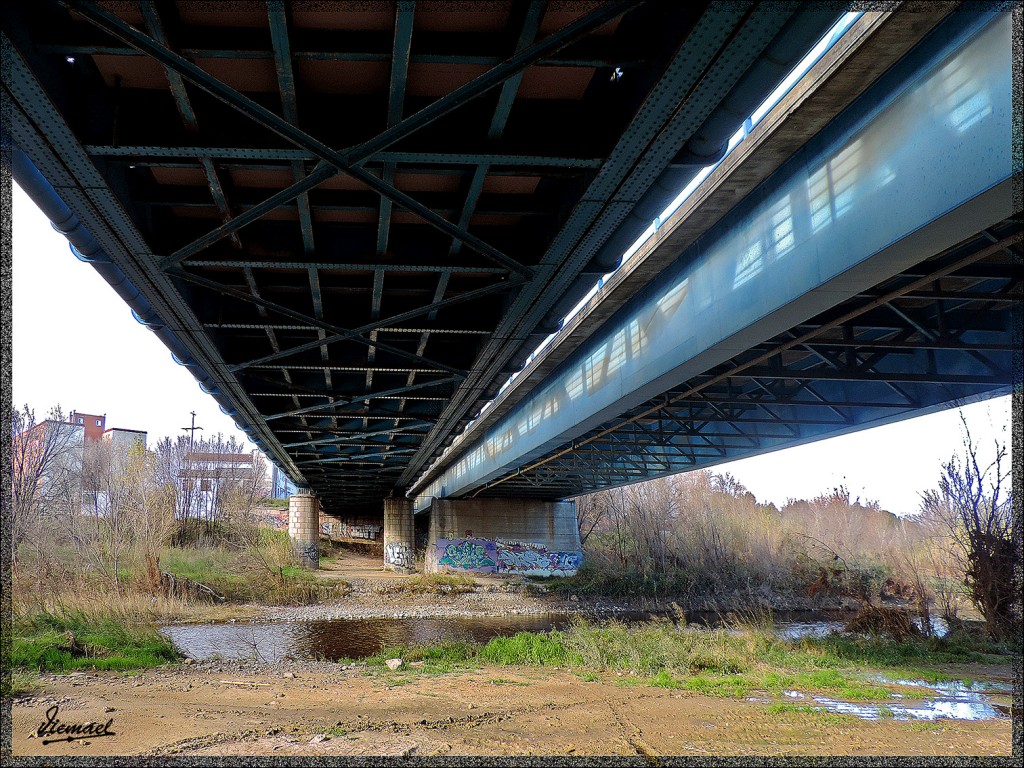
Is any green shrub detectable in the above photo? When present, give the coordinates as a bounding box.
[12,610,179,673]
[480,631,581,666]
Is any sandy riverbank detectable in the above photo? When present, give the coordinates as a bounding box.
[10,658,1014,758]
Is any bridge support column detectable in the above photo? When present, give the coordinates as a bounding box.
[425,499,581,578]
[383,497,415,572]
[288,491,319,569]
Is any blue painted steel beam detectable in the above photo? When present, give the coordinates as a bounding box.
[415,11,1016,504]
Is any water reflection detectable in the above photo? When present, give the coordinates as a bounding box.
[160,614,576,663]
[160,610,953,663]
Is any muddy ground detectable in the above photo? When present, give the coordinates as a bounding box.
[11,660,1014,758]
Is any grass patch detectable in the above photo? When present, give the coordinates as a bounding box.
[560,618,749,675]
[613,675,648,687]
[651,669,682,689]
[11,610,179,673]
[682,674,749,698]
[345,618,1013,700]
[489,678,530,686]
[159,546,246,597]
[798,631,1012,669]
[6,671,41,697]
[366,641,477,676]
[264,575,352,606]
[161,544,352,605]
[480,631,582,667]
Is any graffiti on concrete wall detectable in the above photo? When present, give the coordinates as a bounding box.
[320,520,383,541]
[496,541,582,576]
[433,537,580,576]
[436,538,497,572]
[344,523,383,541]
[299,543,319,566]
[385,541,414,570]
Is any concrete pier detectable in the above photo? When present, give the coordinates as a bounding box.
[288,491,320,569]
[383,497,415,571]
[425,498,582,577]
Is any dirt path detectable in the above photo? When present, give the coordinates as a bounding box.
[11,662,1013,758]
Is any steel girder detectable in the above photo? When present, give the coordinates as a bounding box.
[471,221,1022,498]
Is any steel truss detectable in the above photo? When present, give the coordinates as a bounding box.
[5,1,857,512]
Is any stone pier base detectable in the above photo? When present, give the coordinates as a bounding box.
[288,491,320,569]
[425,498,581,577]
[383,497,415,571]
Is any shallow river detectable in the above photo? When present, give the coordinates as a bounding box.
[159,611,1009,723]
[159,609,947,663]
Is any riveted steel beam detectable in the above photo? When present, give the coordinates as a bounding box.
[227,277,519,372]
[85,146,605,168]
[265,376,459,420]
[170,267,468,376]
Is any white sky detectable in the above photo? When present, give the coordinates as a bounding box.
[10,183,1014,517]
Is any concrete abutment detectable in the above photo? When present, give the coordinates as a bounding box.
[425,498,582,577]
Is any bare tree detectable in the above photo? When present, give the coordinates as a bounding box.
[10,404,82,566]
[121,442,178,592]
[919,416,1015,639]
[574,492,607,548]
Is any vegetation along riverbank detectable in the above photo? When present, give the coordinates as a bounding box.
[7,409,1017,757]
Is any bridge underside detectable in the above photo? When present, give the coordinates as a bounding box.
[3,1,860,515]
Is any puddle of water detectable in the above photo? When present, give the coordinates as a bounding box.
[773,675,1008,722]
[160,615,1007,722]
[162,611,856,663]
[809,694,1004,722]
[774,621,845,641]
[773,615,949,641]
[887,677,1012,695]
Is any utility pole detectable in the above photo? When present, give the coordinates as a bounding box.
[181,411,205,534]
[182,410,203,450]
